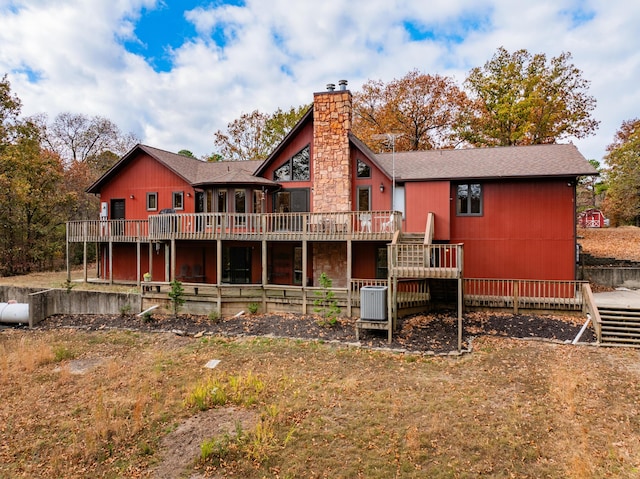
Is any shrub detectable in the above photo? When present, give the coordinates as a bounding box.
[313,273,340,326]
[248,302,259,314]
[168,279,185,317]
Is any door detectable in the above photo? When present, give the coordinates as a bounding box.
[111,199,125,235]
[223,246,251,284]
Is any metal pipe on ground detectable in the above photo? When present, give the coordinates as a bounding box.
[0,302,29,324]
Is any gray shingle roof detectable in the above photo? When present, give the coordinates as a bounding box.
[87,144,276,193]
[375,144,597,181]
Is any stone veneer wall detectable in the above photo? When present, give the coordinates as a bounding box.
[313,243,347,288]
[312,90,352,212]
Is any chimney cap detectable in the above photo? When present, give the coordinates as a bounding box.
[338,79,348,90]
[326,83,336,91]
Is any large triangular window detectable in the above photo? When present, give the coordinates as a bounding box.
[274,145,310,181]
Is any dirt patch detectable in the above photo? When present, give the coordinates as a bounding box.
[153,407,258,479]
[36,310,594,354]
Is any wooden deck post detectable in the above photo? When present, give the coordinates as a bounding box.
[302,239,308,314]
[262,239,267,312]
[83,240,88,283]
[216,239,222,314]
[347,239,352,317]
[136,240,141,287]
[458,276,463,352]
[108,240,113,285]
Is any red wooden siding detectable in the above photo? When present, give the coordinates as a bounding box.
[100,152,195,220]
[351,152,392,211]
[451,179,576,280]
[404,181,451,239]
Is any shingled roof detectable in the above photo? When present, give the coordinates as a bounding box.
[87,144,276,194]
[375,144,597,181]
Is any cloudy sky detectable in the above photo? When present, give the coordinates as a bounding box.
[1,0,639,162]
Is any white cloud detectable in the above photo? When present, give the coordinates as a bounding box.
[0,0,638,161]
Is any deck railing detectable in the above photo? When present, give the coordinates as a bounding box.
[67,220,149,242]
[389,243,463,279]
[464,278,586,312]
[67,211,401,242]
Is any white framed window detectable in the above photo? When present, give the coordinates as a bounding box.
[146,192,158,211]
[172,191,184,210]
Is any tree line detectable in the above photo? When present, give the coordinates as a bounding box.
[1,46,638,276]
[0,75,139,275]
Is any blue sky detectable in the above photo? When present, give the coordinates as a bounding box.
[1,0,639,162]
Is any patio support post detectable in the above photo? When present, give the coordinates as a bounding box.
[458,276,463,352]
[108,240,113,284]
[136,240,141,287]
[148,242,153,280]
[170,239,176,281]
[83,240,88,283]
[216,239,222,314]
[347,239,352,317]
[262,239,267,312]
[302,239,308,313]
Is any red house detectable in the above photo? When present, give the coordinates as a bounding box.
[69,82,598,339]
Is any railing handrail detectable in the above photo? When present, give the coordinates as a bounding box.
[67,211,403,241]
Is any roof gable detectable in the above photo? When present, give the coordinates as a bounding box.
[87,144,276,194]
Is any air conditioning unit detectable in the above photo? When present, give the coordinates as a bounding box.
[360,286,388,321]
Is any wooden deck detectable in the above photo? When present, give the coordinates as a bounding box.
[67,211,401,243]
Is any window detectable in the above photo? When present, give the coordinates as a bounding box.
[356,158,371,178]
[235,189,246,225]
[357,186,370,211]
[172,191,184,210]
[456,183,482,215]
[146,192,158,211]
[274,145,310,181]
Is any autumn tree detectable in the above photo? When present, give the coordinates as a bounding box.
[0,77,74,274]
[353,70,471,151]
[462,47,599,146]
[212,105,309,161]
[602,119,640,226]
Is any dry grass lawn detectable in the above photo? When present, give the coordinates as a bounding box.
[1,330,640,478]
[579,226,640,262]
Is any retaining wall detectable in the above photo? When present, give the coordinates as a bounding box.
[581,267,640,289]
[0,286,140,327]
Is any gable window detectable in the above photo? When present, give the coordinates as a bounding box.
[173,191,184,210]
[456,183,482,216]
[356,158,371,178]
[146,192,158,211]
[274,145,310,181]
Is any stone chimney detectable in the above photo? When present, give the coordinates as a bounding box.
[312,81,352,212]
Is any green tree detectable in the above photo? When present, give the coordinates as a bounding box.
[577,159,606,211]
[602,119,640,226]
[353,70,471,151]
[211,105,309,161]
[462,47,599,146]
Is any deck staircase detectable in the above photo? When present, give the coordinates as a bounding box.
[598,306,640,347]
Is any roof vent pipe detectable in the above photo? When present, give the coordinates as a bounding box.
[326,83,335,91]
[338,79,348,91]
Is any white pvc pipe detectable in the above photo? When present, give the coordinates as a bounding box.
[572,315,592,345]
[0,302,30,324]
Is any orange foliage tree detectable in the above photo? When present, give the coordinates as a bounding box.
[352,70,471,152]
